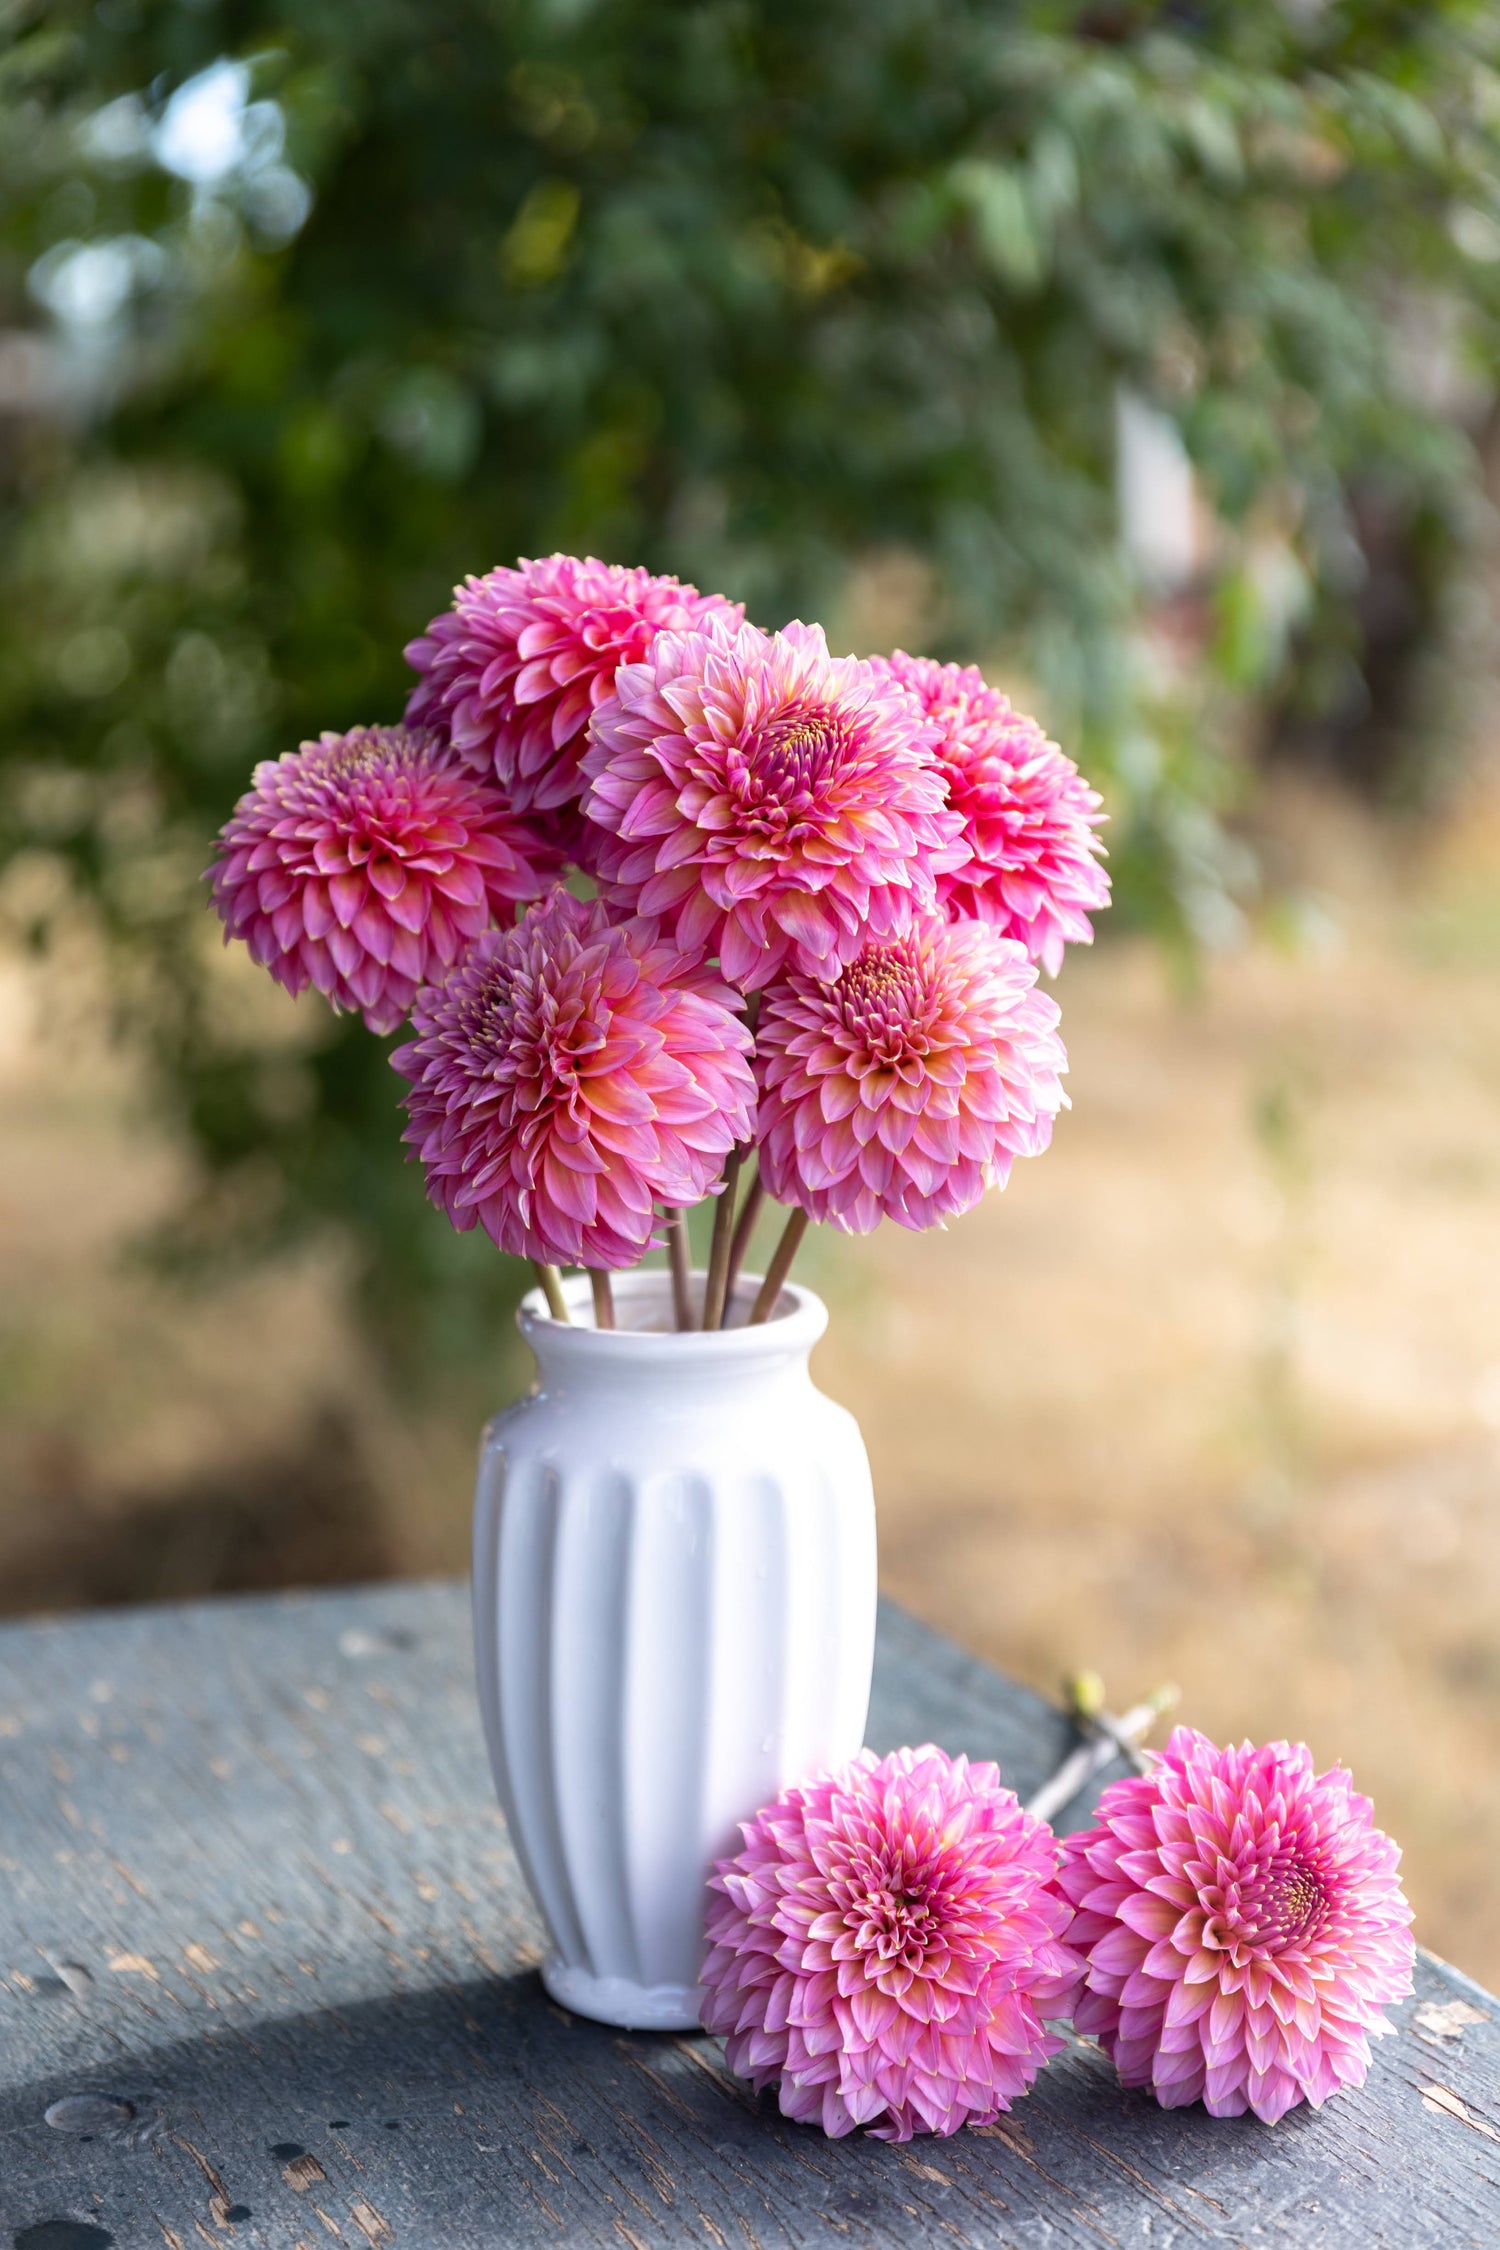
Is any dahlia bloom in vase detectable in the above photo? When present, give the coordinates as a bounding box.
[209,725,557,1034]
[581,613,967,991]
[405,553,740,815]
[207,547,1110,2034]
[875,652,1110,974]
[391,890,756,1271]
[1053,1728,1415,2124]
[755,916,1068,1235]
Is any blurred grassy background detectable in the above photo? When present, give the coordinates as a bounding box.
[4,1,1500,1978]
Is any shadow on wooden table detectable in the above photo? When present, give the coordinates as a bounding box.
[10,1954,1481,2250]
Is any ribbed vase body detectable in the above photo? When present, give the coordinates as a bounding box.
[472,1271,876,2029]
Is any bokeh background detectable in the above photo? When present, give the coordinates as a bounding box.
[4,2,1500,1979]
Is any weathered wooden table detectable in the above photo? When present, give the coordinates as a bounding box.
[2,1583,1496,2249]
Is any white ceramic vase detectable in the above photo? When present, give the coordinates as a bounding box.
[471,1267,876,2031]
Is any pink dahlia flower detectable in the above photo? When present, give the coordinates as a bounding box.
[581,615,968,991]
[1055,1727,1415,2125]
[391,891,755,1269]
[755,917,1068,1232]
[208,726,556,1035]
[877,652,1109,975]
[701,1745,1081,2141]
[404,554,740,815]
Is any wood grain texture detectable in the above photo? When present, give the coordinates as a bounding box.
[0,1583,1495,2249]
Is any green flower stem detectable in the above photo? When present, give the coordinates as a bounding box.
[665,1211,693,1331]
[701,1147,743,1332]
[588,1269,616,1330]
[720,1163,765,1324]
[748,1206,809,1325]
[532,1262,570,1322]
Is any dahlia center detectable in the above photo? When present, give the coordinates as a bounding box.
[849,1877,942,1972]
[454,974,580,1090]
[736,706,850,832]
[836,945,933,1060]
[316,743,434,860]
[1241,1854,1326,1947]
[455,981,514,1049]
[323,740,385,780]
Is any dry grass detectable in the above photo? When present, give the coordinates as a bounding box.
[3,771,1498,1979]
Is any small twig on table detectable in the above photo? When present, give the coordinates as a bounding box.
[664,1211,693,1331]
[720,1162,765,1324]
[588,1270,616,1330]
[1024,1681,1179,1826]
[531,1262,571,1323]
[1061,1669,1182,1777]
[749,1207,809,1325]
[702,1147,743,1332]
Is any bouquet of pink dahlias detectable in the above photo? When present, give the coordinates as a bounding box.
[208,552,1109,1324]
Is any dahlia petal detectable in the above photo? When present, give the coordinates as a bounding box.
[353,905,394,964]
[1204,2065,1251,2115]
[1249,2069,1303,2126]
[1090,1926,1149,1978]
[329,869,367,928]
[1115,1890,1187,1944]
[300,879,335,939]
[719,913,777,990]
[1162,1977,1215,2029]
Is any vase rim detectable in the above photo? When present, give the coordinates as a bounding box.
[518,1269,828,1358]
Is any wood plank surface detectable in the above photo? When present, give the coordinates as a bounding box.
[0,1582,1495,2249]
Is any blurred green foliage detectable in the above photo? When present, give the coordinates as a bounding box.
[3,0,1500,1363]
